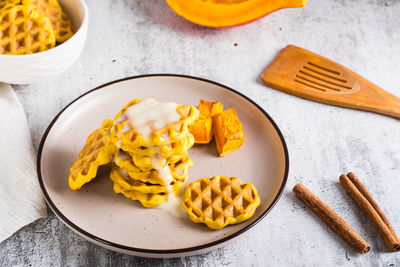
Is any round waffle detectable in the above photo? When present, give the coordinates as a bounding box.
[183,176,261,229]
[110,164,187,194]
[0,5,55,55]
[111,99,199,149]
[114,154,193,185]
[22,0,74,43]
[68,119,117,190]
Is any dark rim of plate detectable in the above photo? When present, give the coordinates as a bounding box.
[37,74,289,256]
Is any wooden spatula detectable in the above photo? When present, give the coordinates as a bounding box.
[262,45,400,119]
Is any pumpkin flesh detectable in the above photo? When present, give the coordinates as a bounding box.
[166,0,309,27]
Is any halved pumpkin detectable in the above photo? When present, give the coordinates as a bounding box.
[165,0,308,28]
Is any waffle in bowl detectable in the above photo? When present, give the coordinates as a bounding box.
[68,119,117,190]
[22,0,74,43]
[0,5,55,55]
[183,176,261,229]
[111,98,199,150]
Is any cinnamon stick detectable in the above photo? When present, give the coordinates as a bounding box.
[293,183,370,254]
[340,173,400,252]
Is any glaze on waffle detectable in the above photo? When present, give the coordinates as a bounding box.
[0,5,55,55]
[68,119,117,190]
[122,133,195,158]
[22,0,74,43]
[183,176,261,229]
[114,154,193,185]
[110,164,187,194]
[111,98,199,149]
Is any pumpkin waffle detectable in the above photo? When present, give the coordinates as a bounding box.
[0,5,55,55]
[114,150,185,172]
[110,164,187,194]
[111,99,199,150]
[114,154,193,185]
[121,133,195,158]
[183,176,261,229]
[0,0,21,10]
[113,182,184,208]
[69,119,117,190]
[22,0,74,43]
[112,98,141,121]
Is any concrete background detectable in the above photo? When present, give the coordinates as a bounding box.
[1,0,400,265]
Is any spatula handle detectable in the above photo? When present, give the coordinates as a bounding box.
[352,76,400,119]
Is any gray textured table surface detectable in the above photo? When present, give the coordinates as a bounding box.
[1,0,400,266]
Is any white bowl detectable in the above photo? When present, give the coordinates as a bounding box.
[0,0,89,84]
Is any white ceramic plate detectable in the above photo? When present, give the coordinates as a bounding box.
[38,74,289,258]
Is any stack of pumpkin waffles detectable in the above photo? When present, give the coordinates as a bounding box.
[68,98,199,207]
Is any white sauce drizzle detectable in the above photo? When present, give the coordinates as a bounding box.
[119,168,129,178]
[117,98,181,199]
[122,98,180,139]
[114,151,131,165]
[156,191,187,218]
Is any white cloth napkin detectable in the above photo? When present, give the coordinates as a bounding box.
[0,83,47,243]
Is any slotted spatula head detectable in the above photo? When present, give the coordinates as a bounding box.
[262,45,400,119]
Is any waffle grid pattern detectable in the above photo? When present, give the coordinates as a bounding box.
[22,0,74,43]
[68,119,117,190]
[183,176,261,229]
[0,5,55,54]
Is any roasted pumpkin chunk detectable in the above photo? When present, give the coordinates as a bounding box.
[190,100,223,144]
[213,108,244,156]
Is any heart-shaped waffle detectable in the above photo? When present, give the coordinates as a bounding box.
[183,176,261,229]
[68,119,117,190]
[0,5,55,55]
[22,0,74,43]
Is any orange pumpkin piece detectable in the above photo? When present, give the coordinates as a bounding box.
[165,0,308,28]
[213,108,244,156]
[190,100,223,144]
